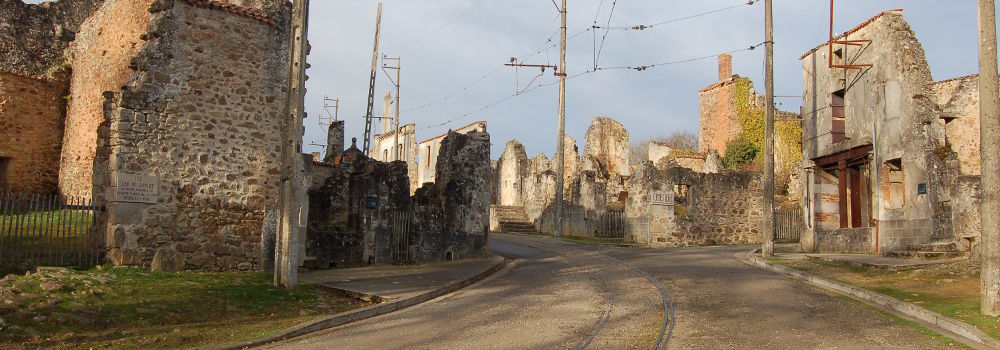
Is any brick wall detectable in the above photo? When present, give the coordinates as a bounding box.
[94,0,291,270]
[0,72,67,193]
[697,81,741,153]
[59,0,156,197]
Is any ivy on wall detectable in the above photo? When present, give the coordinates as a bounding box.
[724,77,803,170]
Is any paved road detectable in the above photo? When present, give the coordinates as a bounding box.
[265,234,952,349]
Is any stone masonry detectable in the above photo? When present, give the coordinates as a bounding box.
[0,72,67,193]
[90,0,293,269]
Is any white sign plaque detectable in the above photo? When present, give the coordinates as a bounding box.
[649,191,674,206]
[111,172,159,204]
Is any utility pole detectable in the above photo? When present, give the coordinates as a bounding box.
[382,55,401,161]
[362,3,383,157]
[978,0,1000,316]
[276,0,309,289]
[762,0,775,257]
[504,1,566,237]
[554,0,567,238]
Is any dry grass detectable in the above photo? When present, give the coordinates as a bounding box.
[0,266,368,349]
[774,257,1000,340]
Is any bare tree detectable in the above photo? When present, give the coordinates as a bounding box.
[630,131,699,164]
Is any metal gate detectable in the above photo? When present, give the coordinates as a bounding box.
[775,206,804,241]
[390,210,411,264]
[0,192,104,269]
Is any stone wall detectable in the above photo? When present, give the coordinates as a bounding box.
[497,140,528,206]
[0,0,104,79]
[411,130,491,262]
[416,121,485,188]
[814,228,872,254]
[306,146,410,268]
[628,163,763,247]
[934,75,981,176]
[583,116,630,177]
[0,72,67,193]
[93,0,292,270]
[307,131,491,267]
[59,0,156,197]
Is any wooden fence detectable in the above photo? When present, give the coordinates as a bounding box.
[775,206,804,241]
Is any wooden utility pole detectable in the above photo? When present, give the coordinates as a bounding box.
[383,56,401,161]
[762,0,775,257]
[362,3,383,157]
[978,0,1000,316]
[554,0,567,238]
[276,0,310,289]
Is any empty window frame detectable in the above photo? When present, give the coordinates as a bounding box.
[831,89,846,143]
[885,159,904,209]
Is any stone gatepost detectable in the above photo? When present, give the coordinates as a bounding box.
[648,191,675,246]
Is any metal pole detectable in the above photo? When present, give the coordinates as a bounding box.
[978,0,1000,316]
[362,3,383,156]
[553,0,567,238]
[762,0,775,257]
[394,57,401,161]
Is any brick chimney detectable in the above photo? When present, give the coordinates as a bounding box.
[718,54,732,81]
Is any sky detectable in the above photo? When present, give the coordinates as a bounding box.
[22,0,993,159]
[303,0,991,159]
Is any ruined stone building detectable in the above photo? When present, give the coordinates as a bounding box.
[698,54,803,196]
[416,121,486,187]
[369,92,418,193]
[1,0,297,269]
[799,9,982,256]
[491,115,764,247]
[305,131,492,268]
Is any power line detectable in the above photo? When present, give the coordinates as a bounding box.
[419,42,766,132]
[396,0,490,53]
[594,0,618,66]
[401,27,592,115]
[594,0,757,31]
[598,41,766,71]
[418,69,596,132]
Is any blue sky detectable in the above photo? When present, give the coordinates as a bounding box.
[305,1,990,159]
[22,0,995,159]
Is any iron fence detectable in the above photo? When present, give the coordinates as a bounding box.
[390,210,411,264]
[776,206,804,241]
[0,192,103,269]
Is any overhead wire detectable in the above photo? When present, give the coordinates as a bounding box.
[594,0,757,31]
[401,27,591,115]
[396,0,490,53]
[597,41,766,71]
[594,0,618,66]
[420,40,766,133]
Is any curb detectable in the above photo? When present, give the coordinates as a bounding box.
[210,257,509,350]
[737,251,1000,350]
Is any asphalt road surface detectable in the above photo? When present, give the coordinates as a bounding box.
[264,234,953,349]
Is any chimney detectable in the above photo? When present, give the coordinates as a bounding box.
[718,54,732,81]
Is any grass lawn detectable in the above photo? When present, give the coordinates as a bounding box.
[0,266,369,349]
[771,257,1000,341]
